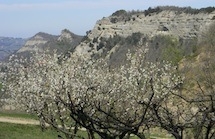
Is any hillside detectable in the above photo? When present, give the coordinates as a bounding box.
[73,6,215,66]
[13,29,83,60]
[1,6,215,139]
[0,37,26,61]
[5,6,215,66]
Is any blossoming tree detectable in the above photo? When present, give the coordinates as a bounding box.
[3,50,183,139]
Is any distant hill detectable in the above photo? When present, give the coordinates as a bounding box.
[0,37,26,61]
[1,6,215,110]
[13,29,83,60]
[74,6,215,66]
[3,6,215,67]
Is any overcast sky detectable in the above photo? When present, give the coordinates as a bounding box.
[0,0,215,38]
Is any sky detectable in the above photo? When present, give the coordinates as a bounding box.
[0,0,215,38]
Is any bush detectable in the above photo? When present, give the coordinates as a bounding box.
[97,42,105,51]
[144,7,162,16]
[112,9,127,16]
[162,44,183,65]
[126,32,142,45]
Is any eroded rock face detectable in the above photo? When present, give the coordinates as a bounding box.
[24,35,47,46]
[74,9,215,56]
[91,11,215,39]
[17,29,83,55]
[17,32,58,53]
[57,29,74,42]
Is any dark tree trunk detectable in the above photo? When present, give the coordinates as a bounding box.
[136,133,146,139]
[87,130,95,139]
[173,135,183,139]
[172,131,183,139]
[205,121,213,139]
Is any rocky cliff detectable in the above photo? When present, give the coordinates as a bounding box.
[75,7,215,58]
[16,29,83,58]
[17,32,58,53]
[91,11,215,39]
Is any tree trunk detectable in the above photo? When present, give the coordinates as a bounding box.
[136,133,146,139]
[205,122,212,139]
[172,133,183,139]
[87,130,95,139]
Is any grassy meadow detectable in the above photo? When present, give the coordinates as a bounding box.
[0,111,173,139]
[0,122,60,139]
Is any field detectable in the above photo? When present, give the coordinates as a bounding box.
[0,111,173,139]
[0,122,59,139]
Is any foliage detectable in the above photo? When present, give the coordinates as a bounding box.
[144,7,162,16]
[189,23,215,138]
[146,35,185,65]
[158,6,215,14]
[110,6,215,24]
[125,32,142,45]
[81,35,91,43]
[177,22,215,139]
[5,22,215,138]
[202,22,215,48]
[110,10,130,23]
[112,10,127,17]
[97,32,143,53]
[162,43,183,65]
[0,122,65,139]
[0,82,2,91]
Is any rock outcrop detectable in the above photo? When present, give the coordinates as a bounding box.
[75,7,215,56]
[16,30,83,55]
[17,32,58,53]
[91,10,215,39]
[58,29,76,42]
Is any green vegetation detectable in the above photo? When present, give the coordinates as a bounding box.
[97,32,143,52]
[110,6,215,23]
[148,6,215,15]
[144,7,162,16]
[0,122,62,139]
[95,32,145,66]
[112,9,127,16]
[0,122,174,139]
[160,36,183,65]
[126,32,143,45]
[0,111,37,120]
[0,82,2,91]
[2,8,215,139]
[162,45,183,65]
[145,35,198,65]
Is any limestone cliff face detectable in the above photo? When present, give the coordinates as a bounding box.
[17,32,58,53]
[75,9,215,56]
[17,29,83,54]
[58,29,75,42]
[90,11,215,39]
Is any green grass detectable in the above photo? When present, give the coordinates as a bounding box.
[0,122,59,139]
[0,110,37,119]
[0,111,173,139]
[0,122,174,139]
[0,122,97,139]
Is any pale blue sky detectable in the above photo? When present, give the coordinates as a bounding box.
[0,0,215,38]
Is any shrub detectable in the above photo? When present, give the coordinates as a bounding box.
[112,9,127,16]
[126,32,142,45]
[97,42,105,50]
[144,7,162,16]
